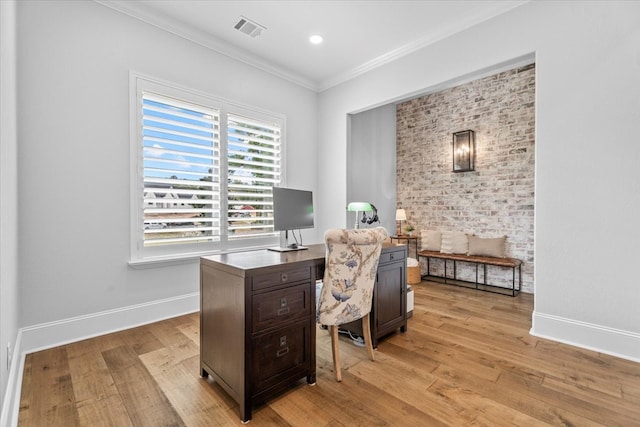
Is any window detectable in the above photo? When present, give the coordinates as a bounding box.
[130,74,283,263]
[227,113,281,239]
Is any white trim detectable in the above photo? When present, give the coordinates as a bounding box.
[0,293,199,427]
[531,311,640,363]
[96,0,317,91]
[318,1,529,92]
[0,333,22,427]
[20,293,199,354]
[129,72,284,263]
[127,243,273,268]
[95,0,529,92]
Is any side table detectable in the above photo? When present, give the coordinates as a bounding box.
[390,235,418,259]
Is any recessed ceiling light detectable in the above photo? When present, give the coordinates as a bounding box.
[309,34,323,45]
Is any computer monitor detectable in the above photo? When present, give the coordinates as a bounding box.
[269,187,314,251]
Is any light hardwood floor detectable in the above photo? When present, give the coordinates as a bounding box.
[18,281,640,426]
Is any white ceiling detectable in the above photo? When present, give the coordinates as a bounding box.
[97,0,529,92]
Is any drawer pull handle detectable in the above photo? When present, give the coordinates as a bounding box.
[276,347,289,357]
[277,297,289,315]
[277,307,290,316]
[281,273,288,282]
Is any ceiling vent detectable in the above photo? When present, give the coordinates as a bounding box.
[234,16,266,38]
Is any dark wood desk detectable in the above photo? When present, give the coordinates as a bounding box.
[339,243,408,348]
[200,243,407,422]
[200,245,324,423]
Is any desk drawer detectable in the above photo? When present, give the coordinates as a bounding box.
[252,267,311,291]
[252,321,310,392]
[379,248,406,264]
[252,284,310,332]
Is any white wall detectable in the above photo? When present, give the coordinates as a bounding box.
[0,0,19,418]
[16,0,318,332]
[317,1,640,361]
[348,105,397,234]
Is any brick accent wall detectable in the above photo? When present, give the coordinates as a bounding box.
[396,64,535,293]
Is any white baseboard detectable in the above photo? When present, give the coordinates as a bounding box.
[1,333,23,427]
[531,311,640,363]
[0,292,199,427]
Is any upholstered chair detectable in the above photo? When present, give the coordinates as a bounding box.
[317,226,388,381]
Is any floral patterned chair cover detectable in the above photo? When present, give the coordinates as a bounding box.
[317,226,388,381]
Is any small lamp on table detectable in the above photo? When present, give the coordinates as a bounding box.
[395,208,407,236]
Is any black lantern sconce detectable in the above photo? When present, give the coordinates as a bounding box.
[452,130,475,172]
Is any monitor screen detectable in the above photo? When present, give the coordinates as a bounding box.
[272,187,314,232]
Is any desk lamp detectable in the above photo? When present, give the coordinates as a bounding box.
[395,208,407,236]
[347,202,373,229]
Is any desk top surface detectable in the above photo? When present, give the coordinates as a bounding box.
[201,242,405,273]
[201,243,326,272]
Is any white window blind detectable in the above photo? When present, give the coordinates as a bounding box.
[130,74,285,263]
[227,113,281,240]
[141,93,220,247]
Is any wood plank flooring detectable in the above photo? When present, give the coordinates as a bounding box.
[18,281,640,426]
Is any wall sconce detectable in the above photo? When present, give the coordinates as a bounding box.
[347,202,375,229]
[453,130,475,172]
[395,208,406,236]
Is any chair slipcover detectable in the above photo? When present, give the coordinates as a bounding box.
[317,226,388,326]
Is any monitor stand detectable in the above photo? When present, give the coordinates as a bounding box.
[268,245,308,253]
[267,230,308,252]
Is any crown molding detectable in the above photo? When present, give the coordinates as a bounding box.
[94,0,320,91]
[318,0,530,92]
[95,0,529,93]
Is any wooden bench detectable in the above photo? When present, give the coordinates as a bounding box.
[417,250,522,296]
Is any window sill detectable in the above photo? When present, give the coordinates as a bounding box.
[128,244,275,269]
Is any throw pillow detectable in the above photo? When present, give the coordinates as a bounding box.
[420,230,441,251]
[467,235,506,258]
[441,231,469,254]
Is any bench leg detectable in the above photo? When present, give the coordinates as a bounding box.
[517,264,522,295]
[418,255,430,279]
[483,263,487,290]
[475,263,478,286]
[511,264,522,297]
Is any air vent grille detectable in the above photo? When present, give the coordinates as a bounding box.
[234,16,266,38]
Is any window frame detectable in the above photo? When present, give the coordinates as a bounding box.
[129,73,286,264]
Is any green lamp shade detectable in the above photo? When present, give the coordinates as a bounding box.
[347,202,373,212]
